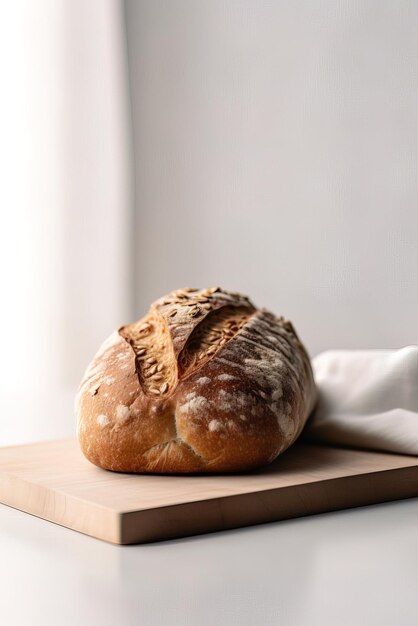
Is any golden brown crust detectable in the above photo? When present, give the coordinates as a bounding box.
[76,287,317,473]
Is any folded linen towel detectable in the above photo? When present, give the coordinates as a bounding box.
[302,345,418,456]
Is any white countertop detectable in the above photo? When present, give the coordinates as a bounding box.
[0,405,417,626]
[1,485,417,625]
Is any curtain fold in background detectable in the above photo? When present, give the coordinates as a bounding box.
[1,0,417,446]
[0,0,134,444]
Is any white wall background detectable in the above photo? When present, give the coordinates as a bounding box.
[126,0,418,357]
[0,1,417,444]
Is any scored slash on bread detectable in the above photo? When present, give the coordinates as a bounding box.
[76,287,317,473]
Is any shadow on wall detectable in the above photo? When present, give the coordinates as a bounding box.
[125,0,418,356]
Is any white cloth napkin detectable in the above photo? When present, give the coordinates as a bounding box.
[302,345,418,456]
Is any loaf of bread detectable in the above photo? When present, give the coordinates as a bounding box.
[76,287,317,473]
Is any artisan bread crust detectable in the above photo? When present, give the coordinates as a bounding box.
[76,288,317,473]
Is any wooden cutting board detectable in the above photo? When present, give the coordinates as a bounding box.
[0,438,417,544]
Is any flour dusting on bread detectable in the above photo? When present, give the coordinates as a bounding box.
[76,287,317,473]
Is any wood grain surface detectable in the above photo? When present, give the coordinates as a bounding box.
[0,438,417,544]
